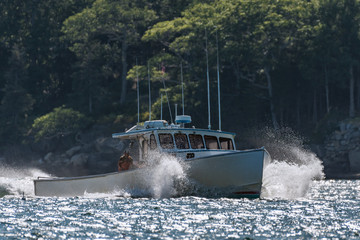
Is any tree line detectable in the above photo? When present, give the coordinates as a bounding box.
[0,0,359,144]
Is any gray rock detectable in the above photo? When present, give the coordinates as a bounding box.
[335,132,342,140]
[349,150,360,172]
[339,122,346,132]
[344,132,352,140]
[350,131,360,139]
[66,146,82,157]
[44,152,53,162]
[70,153,88,167]
[95,137,125,154]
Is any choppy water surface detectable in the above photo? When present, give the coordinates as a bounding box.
[0,180,359,239]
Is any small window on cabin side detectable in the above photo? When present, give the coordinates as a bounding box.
[150,134,157,150]
[189,134,205,149]
[174,133,189,149]
[220,137,234,150]
[204,135,219,149]
[141,139,148,160]
[158,133,174,149]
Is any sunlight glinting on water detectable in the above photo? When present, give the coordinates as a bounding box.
[0,180,359,239]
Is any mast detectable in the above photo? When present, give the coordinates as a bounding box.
[148,62,151,121]
[181,61,185,115]
[216,31,221,131]
[205,28,211,130]
[161,93,163,120]
[161,70,173,123]
[136,58,140,124]
[175,103,178,118]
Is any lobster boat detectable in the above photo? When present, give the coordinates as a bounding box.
[34,115,270,198]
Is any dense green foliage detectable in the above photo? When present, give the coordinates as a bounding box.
[31,106,90,141]
[1,0,360,143]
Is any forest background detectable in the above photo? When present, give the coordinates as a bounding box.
[0,0,359,171]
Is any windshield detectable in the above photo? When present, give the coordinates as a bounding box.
[158,133,174,149]
[220,137,234,150]
[174,133,189,149]
[204,135,219,149]
[189,134,205,149]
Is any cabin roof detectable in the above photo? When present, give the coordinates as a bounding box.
[112,125,236,140]
[112,128,154,139]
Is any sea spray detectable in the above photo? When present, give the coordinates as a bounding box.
[261,158,324,199]
[245,127,324,199]
[0,152,188,199]
[108,151,189,198]
[141,151,189,198]
[0,164,51,197]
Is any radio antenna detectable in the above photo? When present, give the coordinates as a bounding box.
[216,31,221,131]
[160,93,163,120]
[162,77,173,124]
[181,61,185,115]
[136,58,140,124]
[175,103,178,118]
[205,28,211,130]
[148,62,151,121]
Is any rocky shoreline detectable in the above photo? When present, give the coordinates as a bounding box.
[313,119,360,179]
[33,136,126,177]
[0,124,128,177]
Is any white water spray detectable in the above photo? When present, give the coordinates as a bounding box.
[106,151,188,199]
[0,165,51,197]
[261,150,324,199]
[141,152,188,198]
[251,127,325,199]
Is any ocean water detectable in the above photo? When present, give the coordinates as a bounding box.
[0,147,359,239]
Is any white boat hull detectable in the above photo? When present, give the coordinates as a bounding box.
[34,169,148,197]
[34,148,270,198]
[187,149,270,198]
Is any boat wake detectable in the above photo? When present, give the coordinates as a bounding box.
[252,127,325,199]
[0,164,51,197]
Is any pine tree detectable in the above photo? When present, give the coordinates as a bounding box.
[0,44,35,141]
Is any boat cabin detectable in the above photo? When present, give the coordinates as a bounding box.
[112,119,236,162]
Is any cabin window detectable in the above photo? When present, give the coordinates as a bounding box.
[174,133,189,149]
[141,139,148,160]
[189,134,205,149]
[150,134,157,150]
[158,133,174,149]
[220,137,234,150]
[204,135,219,149]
